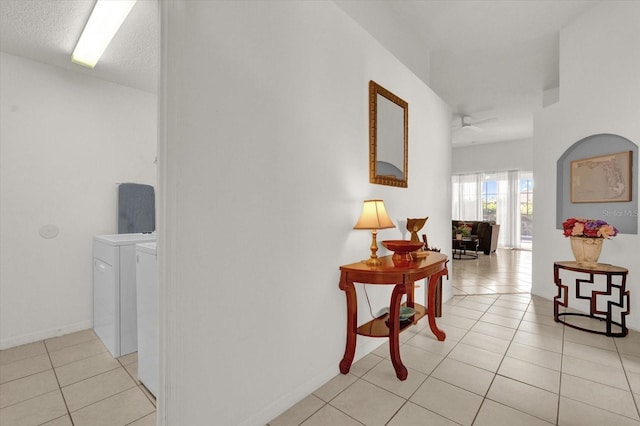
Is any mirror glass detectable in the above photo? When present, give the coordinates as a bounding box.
[369,80,408,187]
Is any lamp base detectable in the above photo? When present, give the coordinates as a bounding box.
[362,229,382,266]
[363,257,382,266]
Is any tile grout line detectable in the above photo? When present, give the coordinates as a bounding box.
[614,337,640,421]
[305,295,479,426]
[460,293,539,425]
[443,294,501,425]
[443,294,562,425]
[38,333,153,425]
[119,356,158,407]
[277,251,640,424]
[43,339,76,426]
[304,356,378,425]
[0,359,49,387]
[124,410,156,426]
[278,302,626,424]
[47,342,110,370]
[468,294,514,426]
[327,293,546,425]
[316,378,369,426]
[380,323,460,425]
[288,398,328,426]
[383,293,501,425]
[5,341,152,425]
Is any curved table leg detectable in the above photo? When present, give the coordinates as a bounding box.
[339,278,357,374]
[427,271,447,341]
[389,284,408,380]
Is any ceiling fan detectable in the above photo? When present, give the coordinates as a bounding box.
[453,115,497,132]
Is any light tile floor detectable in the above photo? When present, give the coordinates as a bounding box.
[6,250,638,426]
[451,248,532,295]
[269,249,640,425]
[0,330,156,425]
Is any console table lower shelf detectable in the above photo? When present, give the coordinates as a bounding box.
[356,303,426,337]
[339,253,448,381]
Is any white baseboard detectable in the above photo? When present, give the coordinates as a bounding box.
[0,320,93,350]
[234,338,385,426]
[240,365,337,426]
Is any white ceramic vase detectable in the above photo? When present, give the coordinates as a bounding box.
[570,236,603,267]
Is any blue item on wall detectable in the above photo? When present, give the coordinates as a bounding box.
[118,183,155,234]
[376,161,403,179]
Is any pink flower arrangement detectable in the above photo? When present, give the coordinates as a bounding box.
[562,217,618,239]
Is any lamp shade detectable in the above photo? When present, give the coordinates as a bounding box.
[353,200,396,230]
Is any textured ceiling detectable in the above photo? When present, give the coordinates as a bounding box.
[0,0,158,93]
[1,0,601,144]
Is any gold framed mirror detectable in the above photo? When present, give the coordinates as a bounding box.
[369,80,408,188]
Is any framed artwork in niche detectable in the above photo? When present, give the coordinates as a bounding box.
[570,151,632,203]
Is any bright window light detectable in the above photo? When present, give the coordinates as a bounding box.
[72,0,137,68]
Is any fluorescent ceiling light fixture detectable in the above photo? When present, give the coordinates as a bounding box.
[72,0,137,68]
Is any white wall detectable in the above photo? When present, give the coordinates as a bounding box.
[533,2,640,328]
[333,0,430,85]
[0,53,157,348]
[452,138,533,174]
[159,2,451,425]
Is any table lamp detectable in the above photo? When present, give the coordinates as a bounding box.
[354,199,396,265]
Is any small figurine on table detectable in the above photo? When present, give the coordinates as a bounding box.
[406,217,428,243]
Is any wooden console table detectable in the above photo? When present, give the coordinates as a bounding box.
[339,252,448,380]
[554,261,629,337]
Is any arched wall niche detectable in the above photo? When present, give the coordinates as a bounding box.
[556,133,638,234]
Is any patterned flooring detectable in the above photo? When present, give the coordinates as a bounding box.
[269,249,640,425]
[7,250,640,425]
[0,330,155,425]
[451,248,531,296]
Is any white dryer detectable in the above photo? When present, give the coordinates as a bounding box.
[93,233,156,358]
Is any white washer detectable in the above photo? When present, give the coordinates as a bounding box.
[93,233,156,358]
[136,242,158,397]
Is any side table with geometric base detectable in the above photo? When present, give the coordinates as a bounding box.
[553,261,629,337]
